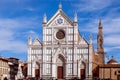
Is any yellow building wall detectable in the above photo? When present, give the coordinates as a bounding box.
[99,67,120,80]
[0,59,9,80]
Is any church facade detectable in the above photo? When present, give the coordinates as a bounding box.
[27,4,103,79]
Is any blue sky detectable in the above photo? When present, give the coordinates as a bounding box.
[0,0,120,63]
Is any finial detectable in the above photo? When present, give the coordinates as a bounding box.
[90,35,92,40]
[28,36,31,40]
[90,35,92,45]
[43,13,47,23]
[36,35,39,40]
[112,56,114,59]
[59,2,62,10]
[74,12,78,22]
[28,36,32,45]
[99,18,102,27]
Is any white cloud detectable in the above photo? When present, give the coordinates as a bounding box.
[81,17,120,34]
[81,17,120,49]
[104,46,120,52]
[24,7,36,11]
[78,5,120,56]
[104,35,120,46]
[0,17,41,53]
[74,0,114,11]
[0,18,38,30]
[27,30,40,40]
[0,28,26,53]
[0,29,13,40]
[103,19,120,34]
[0,19,22,29]
[0,40,27,53]
[0,0,29,3]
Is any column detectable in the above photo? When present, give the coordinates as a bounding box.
[52,63,56,79]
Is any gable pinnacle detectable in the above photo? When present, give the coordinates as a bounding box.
[90,35,92,45]
[74,12,78,22]
[28,36,32,45]
[43,13,47,23]
[36,36,39,40]
[59,3,62,10]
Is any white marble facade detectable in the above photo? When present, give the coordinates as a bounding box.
[28,4,93,79]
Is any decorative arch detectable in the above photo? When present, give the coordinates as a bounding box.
[57,54,66,61]
[3,77,8,80]
[52,48,66,79]
[56,54,66,79]
[53,48,66,63]
[78,60,86,79]
[33,58,40,77]
[78,60,86,69]
[80,61,86,79]
[80,61,86,69]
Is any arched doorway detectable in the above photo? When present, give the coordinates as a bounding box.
[80,62,86,80]
[4,77,8,80]
[35,61,40,77]
[117,75,120,80]
[56,54,65,79]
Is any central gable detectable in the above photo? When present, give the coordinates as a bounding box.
[47,10,73,27]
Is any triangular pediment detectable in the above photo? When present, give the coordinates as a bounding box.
[78,31,88,45]
[52,47,67,63]
[47,9,73,27]
[33,38,42,46]
[53,48,66,58]
[56,48,63,54]
[78,38,88,45]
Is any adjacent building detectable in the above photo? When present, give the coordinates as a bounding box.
[8,57,19,80]
[92,20,120,80]
[98,57,120,80]
[0,57,9,80]
[0,57,26,80]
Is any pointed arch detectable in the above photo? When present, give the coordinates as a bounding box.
[57,54,66,62]
[53,48,66,63]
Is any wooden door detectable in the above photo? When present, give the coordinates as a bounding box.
[57,66,63,79]
[81,69,85,79]
[117,75,120,80]
[35,69,40,77]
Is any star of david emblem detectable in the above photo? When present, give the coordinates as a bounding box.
[57,18,63,24]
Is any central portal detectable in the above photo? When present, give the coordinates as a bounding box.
[35,69,40,77]
[57,66,63,79]
[80,62,86,80]
[56,54,65,79]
